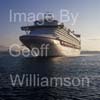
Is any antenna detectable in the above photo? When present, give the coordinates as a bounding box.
[44,12,54,22]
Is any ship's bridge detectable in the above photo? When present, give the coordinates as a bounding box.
[21,16,64,35]
[30,27,56,35]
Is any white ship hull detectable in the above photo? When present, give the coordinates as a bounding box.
[20,35,80,57]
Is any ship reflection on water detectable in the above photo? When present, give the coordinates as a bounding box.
[0,52,100,99]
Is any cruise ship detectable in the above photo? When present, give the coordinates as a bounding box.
[19,14,81,57]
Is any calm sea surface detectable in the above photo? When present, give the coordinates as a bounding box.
[0,52,100,100]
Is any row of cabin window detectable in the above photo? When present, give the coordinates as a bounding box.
[56,28,80,45]
[55,29,80,46]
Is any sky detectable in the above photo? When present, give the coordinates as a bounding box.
[0,0,100,51]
